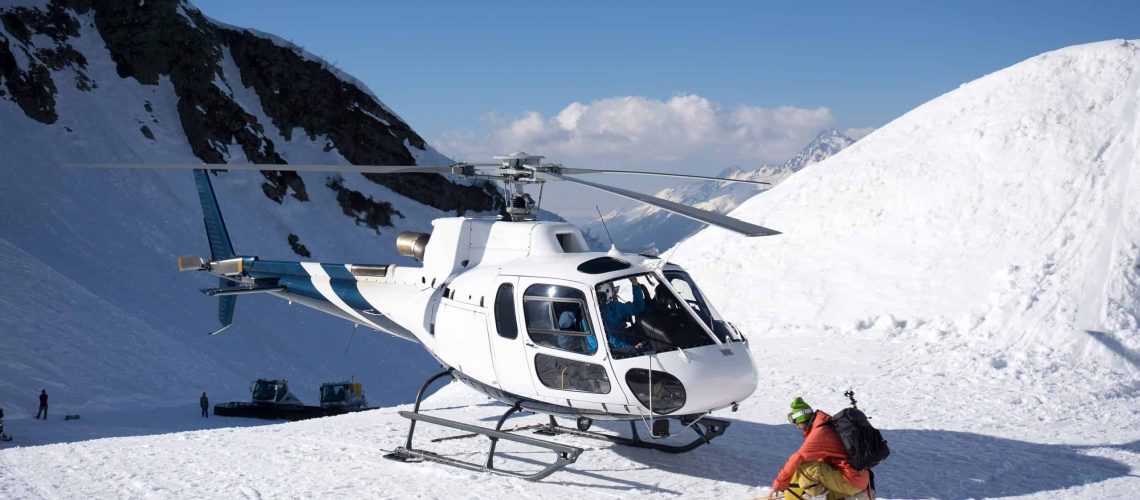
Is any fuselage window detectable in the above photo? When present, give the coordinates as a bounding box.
[494,283,518,339]
[522,284,598,355]
[534,353,611,394]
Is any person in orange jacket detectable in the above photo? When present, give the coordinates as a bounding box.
[767,397,872,500]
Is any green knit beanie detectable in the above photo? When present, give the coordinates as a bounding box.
[787,397,813,424]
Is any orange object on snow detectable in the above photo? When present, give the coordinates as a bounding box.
[772,410,870,492]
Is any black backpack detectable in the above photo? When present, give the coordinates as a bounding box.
[828,407,890,470]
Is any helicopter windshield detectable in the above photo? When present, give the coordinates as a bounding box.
[663,270,745,343]
[595,273,716,359]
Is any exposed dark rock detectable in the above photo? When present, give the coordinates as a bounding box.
[0,0,93,123]
[361,172,501,216]
[36,45,85,70]
[144,100,152,113]
[327,176,403,234]
[222,28,500,214]
[91,2,280,158]
[0,33,59,124]
[139,124,154,140]
[260,171,309,204]
[3,0,500,219]
[287,233,311,258]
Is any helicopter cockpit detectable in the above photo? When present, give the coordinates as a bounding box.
[595,270,745,360]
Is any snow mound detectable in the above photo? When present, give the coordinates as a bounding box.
[675,40,1140,370]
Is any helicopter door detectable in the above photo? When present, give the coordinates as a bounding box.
[434,298,497,387]
[487,278,537,397]
[518,278,627,411]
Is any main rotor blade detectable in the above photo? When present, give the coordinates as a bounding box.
[541,172,780,237]
[66,163,457,174]
[556,167,771,185]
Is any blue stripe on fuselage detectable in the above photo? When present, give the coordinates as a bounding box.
[277,276,325,303]
[243,259,374,313]
[330,279,372,311]
[316,263,371,311]
[246,259,308,278]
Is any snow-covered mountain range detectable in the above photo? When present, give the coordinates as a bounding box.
[581,129,855,254]
[0,0,503,416]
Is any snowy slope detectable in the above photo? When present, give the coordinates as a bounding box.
[677,39,1140,365]
[582,130,854,254]
[0,0,499,418]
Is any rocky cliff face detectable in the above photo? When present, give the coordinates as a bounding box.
[0,0,500,225]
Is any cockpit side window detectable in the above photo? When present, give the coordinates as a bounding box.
[522,284,598,355]
[493,283,518,339]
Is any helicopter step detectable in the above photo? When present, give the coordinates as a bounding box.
[534,414,731,454]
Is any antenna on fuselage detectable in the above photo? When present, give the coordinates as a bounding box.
[344,323,359,357]
[596,205,615,250]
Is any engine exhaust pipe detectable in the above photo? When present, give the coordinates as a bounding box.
[396,232,431,261]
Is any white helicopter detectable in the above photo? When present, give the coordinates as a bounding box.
[78,152,779,480]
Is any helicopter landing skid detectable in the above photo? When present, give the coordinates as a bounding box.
[534,415,730,454]
[383,369,583,481]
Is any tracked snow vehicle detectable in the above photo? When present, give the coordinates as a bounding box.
[213,378,327,420]
[319,380,367,411]
[214,379,371,420]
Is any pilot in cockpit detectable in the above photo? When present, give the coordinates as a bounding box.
[597,277,648,355]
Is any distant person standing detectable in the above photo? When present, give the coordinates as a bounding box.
[36,389,48,420]
[200,392,209,418]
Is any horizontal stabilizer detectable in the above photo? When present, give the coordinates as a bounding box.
[201,285,286,297]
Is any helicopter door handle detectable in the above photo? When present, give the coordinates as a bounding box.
[525,342,536,347]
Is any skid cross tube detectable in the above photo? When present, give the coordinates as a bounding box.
[536,415,732,454]
[386,410,583,481]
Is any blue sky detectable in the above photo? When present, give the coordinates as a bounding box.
[197,0,1137,135]
[194,0,1139,217]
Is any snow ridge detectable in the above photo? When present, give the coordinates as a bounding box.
[677,39,1140,370]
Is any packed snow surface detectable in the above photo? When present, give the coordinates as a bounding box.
[2,29,1139,500]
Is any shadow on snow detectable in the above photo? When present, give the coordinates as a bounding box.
[601,419,1133,499]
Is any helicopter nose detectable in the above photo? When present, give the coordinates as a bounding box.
[630,342,758,415]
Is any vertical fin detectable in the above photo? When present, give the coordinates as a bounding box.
[193,169,235,261]
[193,169,238,334]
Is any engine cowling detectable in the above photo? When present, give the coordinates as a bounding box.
[396,232,431,261]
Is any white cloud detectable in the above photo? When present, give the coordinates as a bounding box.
[844,127,877,141]
[433,94,835,171]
